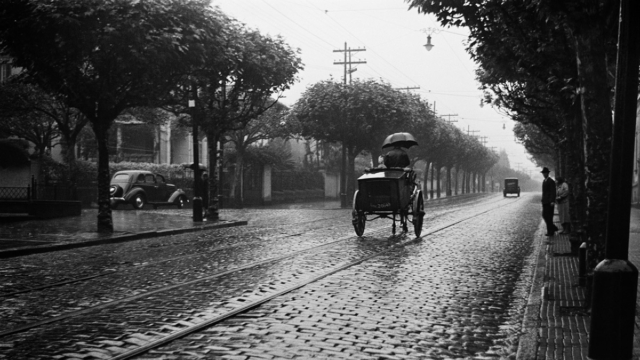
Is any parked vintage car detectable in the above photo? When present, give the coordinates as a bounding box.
[109,170,187,209]
[503,177,520,197]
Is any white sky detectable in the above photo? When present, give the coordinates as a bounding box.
[212,0,540,177]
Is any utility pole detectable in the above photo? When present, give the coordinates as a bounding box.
[333,42,366,208]
[333,42,366,85]
[480,136,488,146]
[440,114,458,123]
[395,86,420,91]
[467,125,479,137]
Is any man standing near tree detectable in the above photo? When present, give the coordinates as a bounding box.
[541,167,558,236]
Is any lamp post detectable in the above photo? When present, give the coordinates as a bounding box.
[189,93,203,222]
[588,1,639,358]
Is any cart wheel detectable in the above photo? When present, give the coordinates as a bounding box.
[352,191,366,236]
[413,191,425,237]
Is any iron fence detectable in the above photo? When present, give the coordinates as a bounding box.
[0,187,30,200]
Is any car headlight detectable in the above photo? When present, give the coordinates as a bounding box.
[110,185,123,197]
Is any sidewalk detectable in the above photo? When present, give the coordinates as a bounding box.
[519,207,640,360]
[0,208,248,258]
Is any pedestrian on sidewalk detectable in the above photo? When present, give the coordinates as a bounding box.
[556,176,571,234]
[541,167,558,236]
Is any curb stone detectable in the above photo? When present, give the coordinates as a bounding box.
[0,220,247,258]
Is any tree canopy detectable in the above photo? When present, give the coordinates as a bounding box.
[0,0,222,232]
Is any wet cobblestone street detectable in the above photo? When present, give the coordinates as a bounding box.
[0,194,543,359]
[146,195,541,359]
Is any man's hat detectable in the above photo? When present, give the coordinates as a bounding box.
[541,167,551,173]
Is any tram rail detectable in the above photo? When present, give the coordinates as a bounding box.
[0,195,522,360]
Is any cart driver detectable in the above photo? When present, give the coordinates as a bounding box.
[383,145,411,169]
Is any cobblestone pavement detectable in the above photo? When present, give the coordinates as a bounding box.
[518,207,640,360]
[0,193,541,359]
[141,194,542,359]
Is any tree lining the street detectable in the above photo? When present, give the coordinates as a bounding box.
[292,78,499,199]
[0,0,222,232]
[292,79,432,201]
[223,101,297,207]
[406,0,620,264]
[164,14,303,218]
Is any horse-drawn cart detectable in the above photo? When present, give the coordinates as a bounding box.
[351,132,425,237]
[352,168,425,236]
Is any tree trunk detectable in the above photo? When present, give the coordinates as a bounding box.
[430,163,435,199]
[206,131,220,220]
[60,134,79,199]
[471,172,475,193]
[445,166,451,196]
[93,121,113,233]
[461,170,466,194]
[573,28,613,264]
[482,173,486,192]
[371,147,382,167]
[454,166,459,196]
[347,146,358,203]
[566,97,589,264]
[436,164,441,198]
[233,149,245,208]
[423,162,430,195]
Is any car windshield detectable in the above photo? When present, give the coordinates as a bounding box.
[111,174,130,183]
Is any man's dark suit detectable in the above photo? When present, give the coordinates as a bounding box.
[384,148,410,168]
[542,176,558,235]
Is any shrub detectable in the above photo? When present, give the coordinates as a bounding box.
[40,158,194,189]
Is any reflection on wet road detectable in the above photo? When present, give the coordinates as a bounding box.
[0,193,542,359]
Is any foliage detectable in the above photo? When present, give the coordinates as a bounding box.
[0,139,31,167]
[39,158,193,188]
[0,0,223,231]
[0,82,60,157]
[513,122,556,168]
[406,0,619,264]
[292,79,423,158]
[225,139,296,171]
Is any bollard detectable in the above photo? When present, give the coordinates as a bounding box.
[588,259,638,359]
[578,242,587,286]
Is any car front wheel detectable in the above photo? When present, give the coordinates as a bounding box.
[132,194,145,210]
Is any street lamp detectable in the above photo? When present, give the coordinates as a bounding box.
[424,35,434,51]
[421,28,440,52]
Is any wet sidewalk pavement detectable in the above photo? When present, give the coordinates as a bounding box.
[519,206,640,360]
[0,200,346,258]
[0,208,248,258]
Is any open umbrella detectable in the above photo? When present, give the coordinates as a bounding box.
[381,132,418,149]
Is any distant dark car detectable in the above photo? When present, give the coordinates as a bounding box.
[503,177,520,197]
[109,170,187,209]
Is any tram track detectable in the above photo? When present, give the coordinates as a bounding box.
[113,195,525,360]
[0,195,523,360]
[0,193,499,299]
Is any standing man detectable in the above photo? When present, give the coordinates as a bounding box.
[541,167,558,236]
